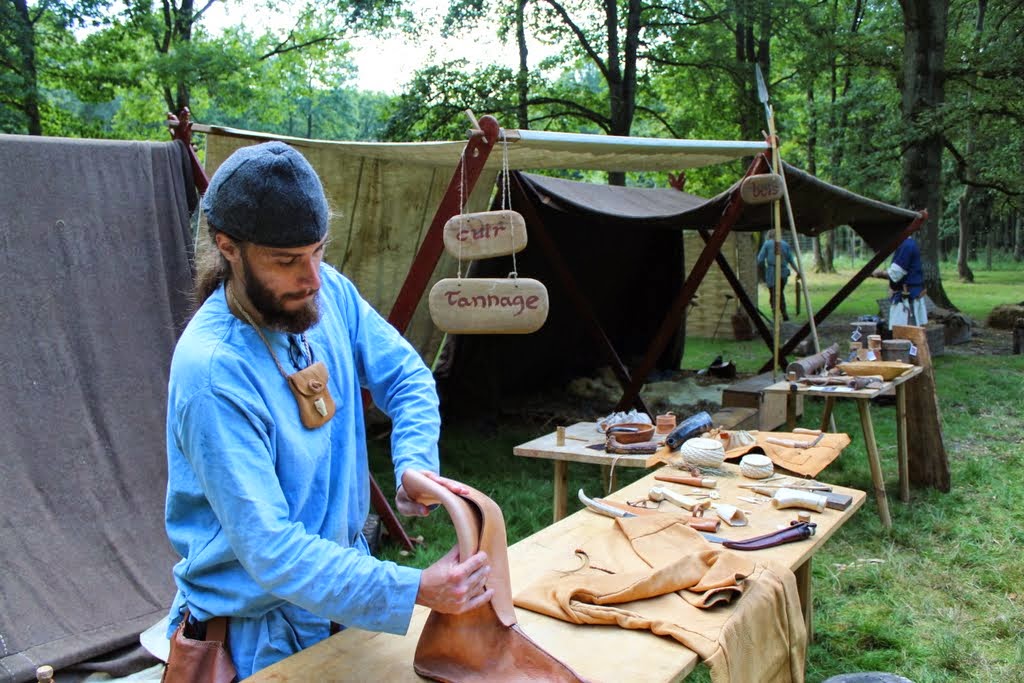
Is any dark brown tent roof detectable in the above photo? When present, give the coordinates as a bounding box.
[519,162,920,251]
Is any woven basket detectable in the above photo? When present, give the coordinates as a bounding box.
[678,437,725,469]
[739,453,774,479]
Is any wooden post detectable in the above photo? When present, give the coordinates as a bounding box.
[896,382,910,502]
[553,461,569,522]
[892,324,951,492]
[1013,317,1024,354]
[856,399,893,529]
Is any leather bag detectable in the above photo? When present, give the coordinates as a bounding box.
[285,360,336,429]
[402,470,587,683]
[161,611,237,683]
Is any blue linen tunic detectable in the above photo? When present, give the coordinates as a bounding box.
[756,238,798,285]
[888,237,925,299]
[164,263,439,677]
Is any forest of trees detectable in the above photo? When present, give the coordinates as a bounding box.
[3,0,1022,307]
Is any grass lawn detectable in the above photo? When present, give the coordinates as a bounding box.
[370,257,1024,682]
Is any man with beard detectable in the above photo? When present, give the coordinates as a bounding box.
[163,142,492,679]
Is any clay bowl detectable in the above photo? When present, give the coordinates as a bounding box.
[838,360,914,381]
[606,422,656,444]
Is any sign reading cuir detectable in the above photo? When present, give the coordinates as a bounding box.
[739,173,784,205]
[428,277,549,334]
[442,210,527,260]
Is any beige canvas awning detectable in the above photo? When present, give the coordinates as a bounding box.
[196,123,769,358]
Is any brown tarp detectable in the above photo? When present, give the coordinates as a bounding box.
[0,135,195,683]
[438,168,920,413]
[516,163,920,251]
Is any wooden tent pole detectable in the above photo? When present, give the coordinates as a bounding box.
[767,131,784,377]
[757,211,927,373]
[614,153,771,412]
[374,114,500,551]
[387,115,501,332]
[166,108,209,194]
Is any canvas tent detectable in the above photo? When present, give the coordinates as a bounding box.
[197,122,771,361]
[199,123,922,413]
[439,165,923,415]
[0,135,195,682]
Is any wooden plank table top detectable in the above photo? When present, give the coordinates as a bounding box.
[512,420,655,467]
[761,365,923,400]
[513,421,666,521]
[762,365,923,528]
[248,464,865,683]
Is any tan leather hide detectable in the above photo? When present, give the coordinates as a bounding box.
[402,470,586,683]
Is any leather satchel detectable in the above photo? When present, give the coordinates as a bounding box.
[161,611,237,683]
[402,470,587,683]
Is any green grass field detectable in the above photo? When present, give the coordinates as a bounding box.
[370,257,1024,682]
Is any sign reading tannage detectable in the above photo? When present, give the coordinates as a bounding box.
[429,277,549,334]
[442,210,528,260]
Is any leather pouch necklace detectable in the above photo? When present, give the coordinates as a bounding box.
[228,286,336,429]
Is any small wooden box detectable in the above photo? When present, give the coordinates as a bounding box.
[721,372,802,431]
[710,406,759,431]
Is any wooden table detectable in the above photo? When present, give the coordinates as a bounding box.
[763,365,922,529]
[513,421,656,522]
[248,464,865,683]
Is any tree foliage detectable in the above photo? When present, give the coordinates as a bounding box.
[3,0,1023,301]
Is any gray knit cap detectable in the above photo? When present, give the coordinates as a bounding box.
[202,141,329,247]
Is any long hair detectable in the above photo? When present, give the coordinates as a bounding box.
[190,231,233,316]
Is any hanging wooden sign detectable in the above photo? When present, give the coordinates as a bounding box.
[442,210,527,260]
[740,173,784,205]
[428,277,549,334]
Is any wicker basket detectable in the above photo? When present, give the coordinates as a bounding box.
[739,453,774,479]
[679,437,726,469]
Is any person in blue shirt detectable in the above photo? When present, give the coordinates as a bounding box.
[873,235,927,328]
[756,235,799,321]
[163,141,492,679]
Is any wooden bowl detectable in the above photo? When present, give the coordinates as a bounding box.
[606,422,655,444]
[838,361,914,381]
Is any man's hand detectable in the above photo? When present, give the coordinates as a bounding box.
[395,470,471,517]
[871,268,889,279]
[416,546,493,614]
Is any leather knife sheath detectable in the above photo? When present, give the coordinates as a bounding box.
[402,470,587,683]
[721,521,817,551]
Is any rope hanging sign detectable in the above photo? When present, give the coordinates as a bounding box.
[429,129,549,335]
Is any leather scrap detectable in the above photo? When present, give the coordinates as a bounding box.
[514,514,807,683]
[725,430,851,478]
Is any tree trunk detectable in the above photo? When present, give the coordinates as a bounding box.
[957,191,975,281]
[899,0,954,309]
[515,0,529,129]
[733,0,772,143]
[604,0,640,186]
[12,0,42,135]
[1015,212,1023,262]
[956,0,986,282]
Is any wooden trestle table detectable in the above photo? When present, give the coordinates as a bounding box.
[247,463,865,683]
[762,365,922,529]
